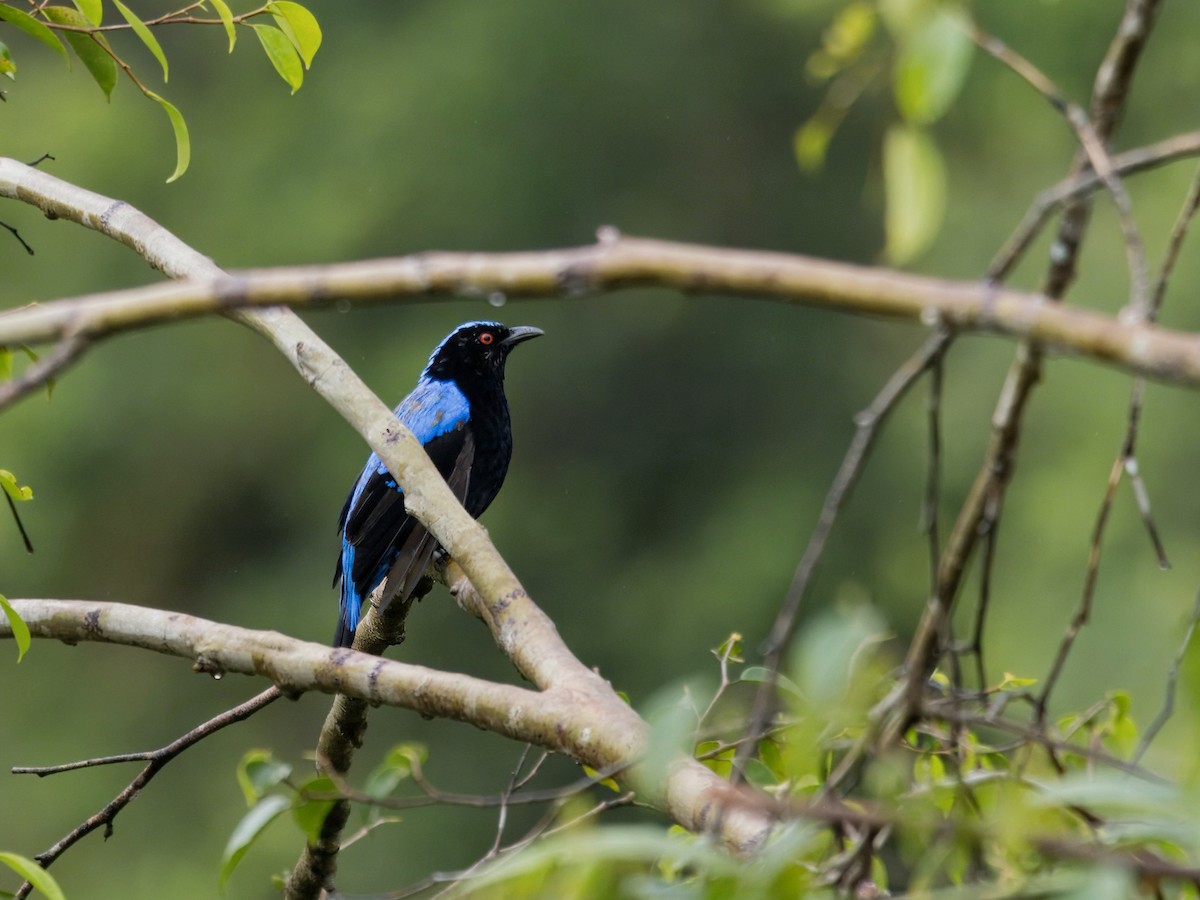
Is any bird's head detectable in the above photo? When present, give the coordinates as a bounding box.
[423,321,543,385]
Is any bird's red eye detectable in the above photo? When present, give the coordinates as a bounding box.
[479,332,495,345]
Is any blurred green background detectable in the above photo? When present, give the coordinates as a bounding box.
[4,0,1200,896]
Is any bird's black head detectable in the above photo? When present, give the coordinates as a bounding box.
[423,321,543,387]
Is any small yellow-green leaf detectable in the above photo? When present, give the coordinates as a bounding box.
[0,4,69,64]
[71,0,102,26]
[0,852,62,900]
[268,1,320,68]
[0,594,32,663]
[252,23,302,93]
[883,123,946,264]
[996,671,1038,690]
[0,41,16,79]
[0,348,11,380]
[113,0,167,81]
[209,0,236,52]
[814,1,875,76]
[894,6,973,125]
[795,118,834,173]
[219,794,291,891]
[0,470,33,502]
[145,90,190,181]
[582,764,620,793]
[43,6,116,96]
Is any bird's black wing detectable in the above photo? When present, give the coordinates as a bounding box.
[333,424,474,646]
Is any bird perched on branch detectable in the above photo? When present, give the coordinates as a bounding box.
[333,321,543,647]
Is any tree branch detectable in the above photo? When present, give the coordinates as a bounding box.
[0,598,775,854]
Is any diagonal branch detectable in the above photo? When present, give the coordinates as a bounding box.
[10,686,282,899]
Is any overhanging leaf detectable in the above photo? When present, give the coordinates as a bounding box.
[43,6,116,97]
[0,4,69,64]
[0,852,63,900]
[252,23,302,93]
[71,0,102,27]
[883,123,946,264]
[219,794,291,891]
[209,0,236,52]
[145,90,190,181]
[0,594,31,662]
[268,1,320,68]
[113,0,168,81]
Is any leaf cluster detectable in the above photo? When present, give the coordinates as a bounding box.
[0,0,322,180]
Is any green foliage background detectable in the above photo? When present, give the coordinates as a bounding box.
[4,0,1200,895]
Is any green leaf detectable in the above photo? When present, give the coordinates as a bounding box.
[740,666,803,697]
[363,743,426,800]
[882,123,946,264]
[209,0,236,52]
[0,470,33,502]
[43,6,116,97]
[894,6,973,125]
[0,41,15,79]
[71,0,102,26]
[144,90,190,182]
[995,671,1037,690]
[267,1,320,68]
[0,852,63,900]
[112,0,167,81]
[220,794,291,891]
[292,776,337,843]
[0,4,68,64]
[0,348,11,380]
[582,764,621,793]
[0,595,31,663]
[235,749,292,807]
[252,23,302,93]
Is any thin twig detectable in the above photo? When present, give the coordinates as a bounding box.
[968,24,1149,317]
[5,491,34,554]
[890,0,1164,747]
[1,219,34,254]
[1133,590,1200,764]
[0,335,85,410]
[733,330,953,783]
[13,686,281,899]
[988,131,1200,284]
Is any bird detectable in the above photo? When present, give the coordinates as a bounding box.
[332,321,543,647]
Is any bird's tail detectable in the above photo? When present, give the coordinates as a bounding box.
[334,542,361,648]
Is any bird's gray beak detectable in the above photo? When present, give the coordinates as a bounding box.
[500,325,544,348]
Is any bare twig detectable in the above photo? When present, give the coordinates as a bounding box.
[1133,590,1200,764]
[733,331,952,783]
[890,0,1164,747]
[5,491,34,554]
[988,131,1200,284]
[968,24,1149,315]
[0,219,34,254]
[0,335,86,410]
[12,686,282,898]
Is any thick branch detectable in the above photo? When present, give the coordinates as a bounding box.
[0,599,774,852]
[6,236,1200,392]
